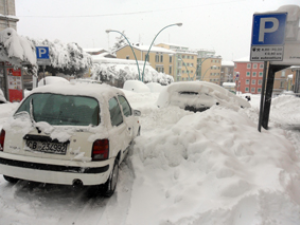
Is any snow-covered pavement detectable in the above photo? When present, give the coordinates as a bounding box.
[1,91,300,225]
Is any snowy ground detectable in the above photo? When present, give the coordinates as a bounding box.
[1,92,300,225]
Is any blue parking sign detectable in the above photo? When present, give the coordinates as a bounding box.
[36,46,50,59]
[251,13,287,45]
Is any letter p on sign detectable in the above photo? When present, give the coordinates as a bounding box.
[251,13,287,46]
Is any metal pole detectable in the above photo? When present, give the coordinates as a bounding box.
[258,61,268,132]
[106,30,141,81]
[43,65,46,85]
[141,23,182,81]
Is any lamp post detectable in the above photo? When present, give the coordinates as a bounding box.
[141,23,182,81]
[106,29,141,81]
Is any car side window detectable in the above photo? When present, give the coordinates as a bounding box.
[118,95,132,117]
[108,97,123,126]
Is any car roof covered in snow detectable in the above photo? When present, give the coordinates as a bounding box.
[28,82,124,102]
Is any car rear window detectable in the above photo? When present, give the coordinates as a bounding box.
[16,93,100,126]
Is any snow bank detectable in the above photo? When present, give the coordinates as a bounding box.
[123,80,150,93]
[146,82,165,93]
[128,106,300,224]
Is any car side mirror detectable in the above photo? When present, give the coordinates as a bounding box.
[133,110,141,116]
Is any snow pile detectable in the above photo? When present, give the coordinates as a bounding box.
[91,57,174,85]
[270,95,300,127]
[37,76,69,87]
[128,106,300,224]
[146,82,165,93]
[0,88,6,103]
[123,80,150,93]
[0,102,19,130]
[0,28,36,67]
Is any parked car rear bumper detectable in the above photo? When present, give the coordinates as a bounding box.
[0,153,114,186]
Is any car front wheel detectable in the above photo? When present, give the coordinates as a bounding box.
[103,159,119,197]
[3,175,19,184]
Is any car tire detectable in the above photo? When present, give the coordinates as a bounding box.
[103,159,119,197]
[3,175,19,184]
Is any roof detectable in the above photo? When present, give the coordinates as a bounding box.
[157,42,189,49]
[91,56,146,65]
[116,45,176,54]
[221,60,234,67]
[233,56,250,62]
[83,48,106,53]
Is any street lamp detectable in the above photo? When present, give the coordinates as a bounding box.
[106,29,141,81]
[141,23,182,81]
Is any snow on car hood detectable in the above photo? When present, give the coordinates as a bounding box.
[157,81,251,111]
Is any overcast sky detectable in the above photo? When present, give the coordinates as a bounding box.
[15,0,300,61]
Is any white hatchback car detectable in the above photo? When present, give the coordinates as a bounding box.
[0,83,141,196]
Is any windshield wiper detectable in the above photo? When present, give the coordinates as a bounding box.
[29,99,41,133]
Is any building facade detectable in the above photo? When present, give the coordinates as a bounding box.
[197,56,222,85]
[155,43,197,81]
[115,44,176,78]
[273,68,297,94]
[0,0,18,31]
[233,57,264,94]
[221,60,234,84]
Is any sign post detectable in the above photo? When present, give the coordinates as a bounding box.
[35,46,51,86]
[251,5,300,131]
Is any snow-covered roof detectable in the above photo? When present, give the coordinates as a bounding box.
[157,42,189,49]
[117,45,175,54]
[91,56,145,65]
[221,60,234,67]
[233,56,250,62]
[83,48,106,53]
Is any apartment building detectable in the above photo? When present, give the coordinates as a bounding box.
[197,56,222,85]
[115,44,176,77]
[273,68,297,94]
[233,57,264,94]
[155,43,198,81]
[221,60,234,84]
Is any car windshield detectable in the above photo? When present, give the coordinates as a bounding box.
[15,93,100,126]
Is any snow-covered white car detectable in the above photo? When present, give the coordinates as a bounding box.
[0,83,141,196]
[157,81,250,112]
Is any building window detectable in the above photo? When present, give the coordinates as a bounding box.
[246,72,250,77]
[280,81,285,88]
[191,63,194,67]
[126,56,130,60]
[251,87,255,93]
[245,87,249,92]
[257,88,261,93]
[252,72,257,77]
[182,70,185,73]
[187,56,190,59]
[258,79,262,85]
[259,72,263,77]
[252,79,256,85]
[169,66,172,74]
[169,56,172,63]
[162,67,164,73]
[253,63,257,69]
[160,55,163,63]
[247,63,251,69]
[246,79,250,84]
[155,54,159,62]
[259,63,264,69]
[191,56,194,59]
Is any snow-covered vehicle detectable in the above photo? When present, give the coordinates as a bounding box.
[0,83,141,196]
[157,81,250,112]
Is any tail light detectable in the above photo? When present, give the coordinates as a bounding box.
[91,139,109,161]
[0,129,5,151]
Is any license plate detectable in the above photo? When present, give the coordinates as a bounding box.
[26,140,68,155]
